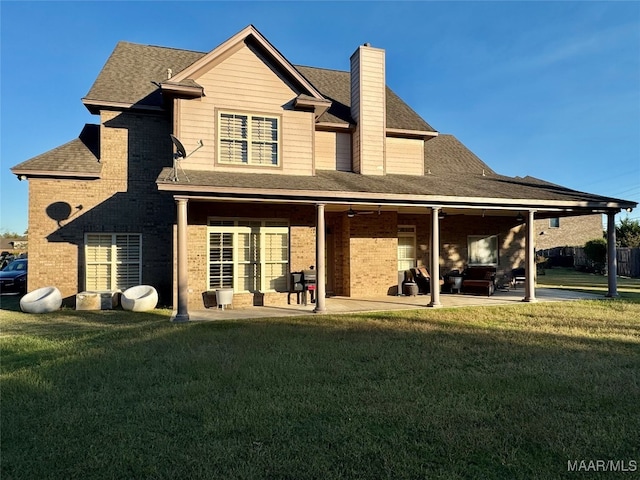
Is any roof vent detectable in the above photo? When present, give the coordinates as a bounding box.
[167,68,172,79]
[364,42,371,47]
[482,169,486,176]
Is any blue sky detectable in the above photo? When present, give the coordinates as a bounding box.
[1,1,639,235]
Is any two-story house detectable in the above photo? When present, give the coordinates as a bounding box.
[11,25,636,320]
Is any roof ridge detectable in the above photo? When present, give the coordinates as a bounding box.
[295,64,349,74]
[116,40,206,55]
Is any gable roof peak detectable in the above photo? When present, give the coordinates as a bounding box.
[170,24,326,103]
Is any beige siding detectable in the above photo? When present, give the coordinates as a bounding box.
[177,43,314,176]
[315,131,352,171]
[350,46,386,175]
[385,137,424,175]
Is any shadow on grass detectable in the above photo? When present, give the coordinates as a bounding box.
[2,306,639,480]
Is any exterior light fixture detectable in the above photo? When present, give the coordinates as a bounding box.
[347,208,356,218]
[515,212,524,223]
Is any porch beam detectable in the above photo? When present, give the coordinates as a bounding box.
[173,198,190,322]
[428,207,442,307]
[606,210,619,298]
[523,209,537,303]
[314,203,327,313]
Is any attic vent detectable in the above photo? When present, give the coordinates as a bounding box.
[167,68,172,79]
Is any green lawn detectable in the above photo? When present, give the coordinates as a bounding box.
[538,267,640,301]
[2,296,639,479]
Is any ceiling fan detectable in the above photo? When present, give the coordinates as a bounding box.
[347,207,377,218]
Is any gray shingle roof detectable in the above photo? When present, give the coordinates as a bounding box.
[424,134,495,175]
[155,132,634,209]
[11,124,101,177]
[83,42,204,110]
[83,42,435,131]
[156,166,632,208]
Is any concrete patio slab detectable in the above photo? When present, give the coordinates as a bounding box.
[180,288,602,322]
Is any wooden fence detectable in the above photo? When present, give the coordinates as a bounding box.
[617,248,640,278]
[545,246,640,278]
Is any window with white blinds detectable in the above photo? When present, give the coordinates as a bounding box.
[207,219,288,292]
[85,233,141,291]
[218,112,279,166]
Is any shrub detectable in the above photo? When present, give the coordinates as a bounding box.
[584,238,607,274]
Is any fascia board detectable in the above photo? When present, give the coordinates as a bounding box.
[157,183,636,211]
[386,128,439,139]
[11,169,101,179]
[82,98,164,113]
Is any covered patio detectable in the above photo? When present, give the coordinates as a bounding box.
[182,287,601,321]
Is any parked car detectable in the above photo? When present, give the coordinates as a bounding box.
[0,259,27,294]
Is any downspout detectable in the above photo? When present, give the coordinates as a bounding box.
[606,210,619,298]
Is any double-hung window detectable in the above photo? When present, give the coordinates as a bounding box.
[85,233,142,290]
[208,219,289,293]
[218,112,279,166]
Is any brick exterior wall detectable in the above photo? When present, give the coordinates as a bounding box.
[176,206,529,309]
[348,212,398,297]
[26,111,534,311]
[535,214,603,250]
[27,111,175,305]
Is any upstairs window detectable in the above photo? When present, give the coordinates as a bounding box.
[218,112,280,166]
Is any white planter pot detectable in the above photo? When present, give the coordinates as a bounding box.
[20,287,62,313]
[215,288,234,309]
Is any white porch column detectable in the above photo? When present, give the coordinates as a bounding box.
[523,209,537,303]
[314,203,327,313]
[606,210,619,298]
[428,207,442,307]
[173,198,190,322]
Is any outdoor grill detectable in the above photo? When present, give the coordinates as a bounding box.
[288,269,316,306]
[302,269,316,304]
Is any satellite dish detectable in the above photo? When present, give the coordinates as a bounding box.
[165,134,204,182]
[170,134,187,159]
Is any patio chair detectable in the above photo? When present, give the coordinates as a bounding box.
[410,266,444,294]
[121,285,158,312]
[20,286,62,313]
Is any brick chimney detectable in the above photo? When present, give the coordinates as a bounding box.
[350,43,386,175]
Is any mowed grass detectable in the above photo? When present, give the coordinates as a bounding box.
[538,266,640,301]
[1,298,639,479]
